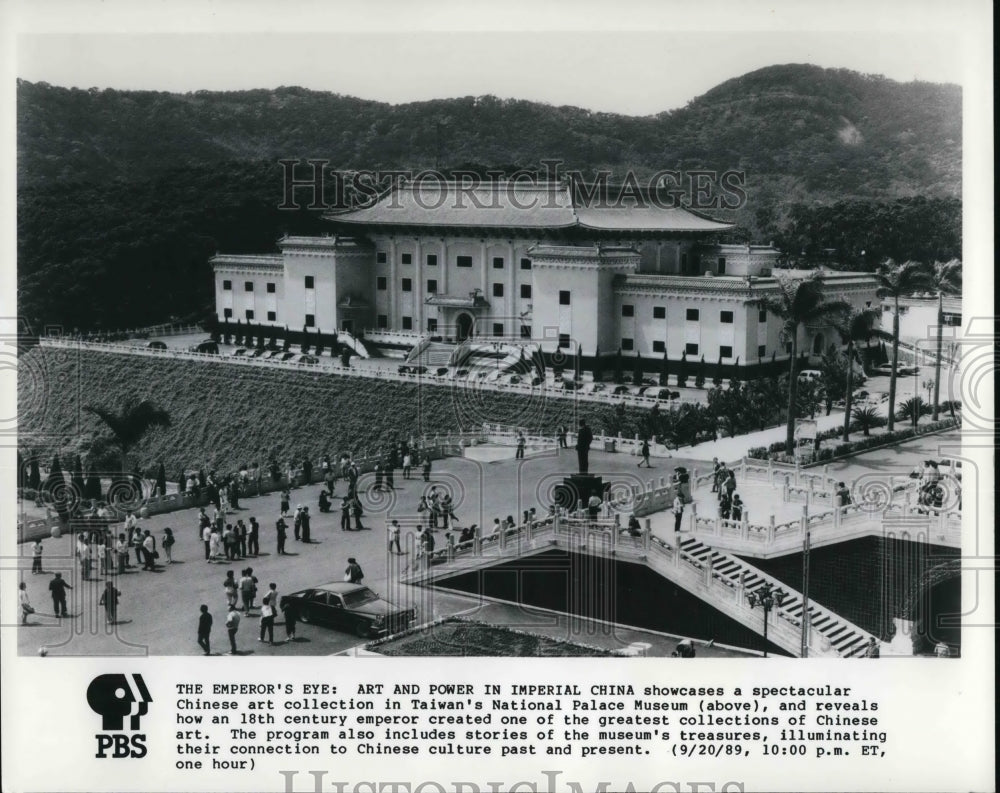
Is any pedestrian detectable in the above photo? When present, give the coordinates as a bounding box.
[223,523,236,560]
[130,524,144,567]
[197,604,213,655]
[280,489,290,518]
[162,528,175,563]
[672,493,684,533]
[724,470,737,501]
[223,571,238,610]
[300,507,311,543]
[627,514,642,537]
[266,582,279,610]
[99,581,120,624]
[677,466,691,502]
[352,496,365,531]
[209,526,222,562]
[719,491,732,520]
[441,494,456,529]
[388,520,402,554]
[835,481,852,508]
[515,432,525,459]
[247,517,260,557]
[340,497,352,531]
[730,495,743,522]
[318,489,332,513]
[236,520,248,558]
[345,558,364,584]
[587,494,602,522]
[94,535,106,576]
[198,507,211,538]
[239,568,258,615]
[225,605,240,655]
[575,419,593,475]
[402,453,412,479]
[142,530,157,570]
[428,488,440,529]
[293,507,303,541]
[31,540,43,574]
[715,463,729,499]
[76,535,91,580]
[259,594,276,644]
[302,457,313,486]
[19,582,34,625]
[638,438,651,467]
[282,597,298,642]
[420,528,435,562]
[373,463,383,491]
[865,637,880,658]
[422,457,431,482]
[115,533,128,575]
[711,458,721,492]
[48,572,71,618]
[276,517,287,554]
[385,466,394,491]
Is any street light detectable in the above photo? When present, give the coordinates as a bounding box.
[747,581,786,657]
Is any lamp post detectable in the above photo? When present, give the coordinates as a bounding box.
[747,581,786,657]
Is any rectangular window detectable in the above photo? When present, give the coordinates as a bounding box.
[492,283,504,297]
[520,284,532,299]
[456,255,473,268]
[377,314,388,329]
[758,309,767,323]
[266,282,276,294]
[401,278,412,292]
[426,254,438,266]
[720,345,733,358]
[401,253,412,265]
[376,276,387,291]
[758,345,766,358]
[304,276,314,289]
[223,308,233,318]
[686,308,699,321]
[558,333,571,349]
[559,290,571,306]
[720,310,734,324]
[244,281,254,292]
[427,318,438,333]
[245,309,254,320]
[493,323,504,337]
[222,280,232,290]
[493,257,504,269]
[621,338,635,351]
[376,252,387,264]
[267,311,277,322]
[621,304,634,317]
[427,279,438,294]
[401,316,413,330]
[520,258,532,270]
[652,340,666,353]
[685,342,699,355]
[305,314,315,327]
[520,325,532,339]
[718,257,727,274]
[653,306,666,319]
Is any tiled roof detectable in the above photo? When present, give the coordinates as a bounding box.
[326,181,733,233]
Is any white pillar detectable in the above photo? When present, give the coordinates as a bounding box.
[388,237,398,328]
[507,241,516,336]
[414,238,424,332]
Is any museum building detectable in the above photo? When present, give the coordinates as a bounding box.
[211,181,879,367]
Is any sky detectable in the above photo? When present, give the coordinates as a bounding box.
[8,2,975,116]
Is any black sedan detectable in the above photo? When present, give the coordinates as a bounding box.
[279,582,417,638]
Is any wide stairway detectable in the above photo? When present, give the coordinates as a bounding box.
[678,537,872,658]
[408,341,456,367]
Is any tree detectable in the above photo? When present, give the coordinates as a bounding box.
[234,319,243,346]
[659,350,669,387]
[593,345,603,383]
[178,469,187,494]
[28,458,41,491]
[927,260,962,420]
[676,352,688,388]
[851,404,881,437]
[575,344,582,381]
[71,455,86,501]
[695,355,706,389]
[44,455,70,521]
[632,351,643,386]
[832,307,880,441]
[340,347,351,367]
[712,353,723,387]
[614,348,624,384]
[874,260,932,431]
[896,396,927,429]
[301,325,311,354]
[315,335,325,356]
[83,399,172,480]
[155,462,167,497]
[282,327,291,352]
[84,466,102,502]
[757,274,851,453]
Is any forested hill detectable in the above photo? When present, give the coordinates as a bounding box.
[17,64,962,332]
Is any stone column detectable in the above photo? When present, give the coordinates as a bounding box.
[507,241,516,336]
[414,238,424,332]
[388,237,398,328]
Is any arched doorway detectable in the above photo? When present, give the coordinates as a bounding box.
[456,312,474,342]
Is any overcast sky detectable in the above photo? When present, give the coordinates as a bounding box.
[10,2,974,116]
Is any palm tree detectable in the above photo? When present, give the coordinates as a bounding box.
[851,404,881,437]
[834,308,881,442]
[758,274,851,453]
[927,260,962,420]
[83,400,172,479]
[874,260,932,431]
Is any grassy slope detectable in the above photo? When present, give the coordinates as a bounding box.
[18,348,647,474]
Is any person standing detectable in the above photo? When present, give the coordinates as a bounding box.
[373,463,383,491]
[279,489,290,518]
[282,597,298,643]
[724,469,737,501]
[638,438,651,468]
[300,507,311,543]
[388,520,402,554]
[223,571,238,611]
[223,524,236,560]
[587,493,602,522]
[99,581,120,624]
[141,530,157,571]
[197,604,213,655]
[385,465,394,491]
[345,557,364,584]
[515,432,526,459]
[711,458,721,492]
[275,517,287,554]
[31,540,43,574]
[259,594,276,645]
[162,528,175,564]
[198,507,211,539]
[225,605,240,655]
[730,495,743,522]
[402,452,412,479]
[293,507,303,542]
[209,526,222,562]
[340,498,352,531]
[352,496,365,531]
[239,568,258,615]
[115,533,129,575]
[19,582,34,625]
[672,493,684,533]
[236,520,248,558]
[247,517,260,557]
[575,419,593,475]
[422,457,431,483]
[835,482,852,508]
[48,572,71,618]
[77,536,91,581]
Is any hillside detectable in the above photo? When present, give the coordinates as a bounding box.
[16,64,962,332]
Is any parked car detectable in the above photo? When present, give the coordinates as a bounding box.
[297,354,319,365]
[232,348,249,357]
[871,364,918,377]
[190,341,219,354]
[147,340,167,350]
[279,352,297,362]
[434,367,450,378]
[279,582,417,638]
[504,374,522,385]
[562,379,582,391]
[798,369,822,382]
[612,385,630,395]
[454,369,470,378]
[528,375,543,386]
[248,348,267,358]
